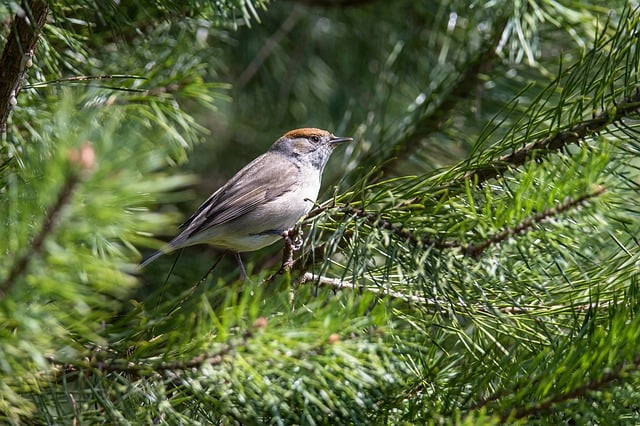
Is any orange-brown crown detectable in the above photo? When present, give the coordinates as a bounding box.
[282,128,331,140]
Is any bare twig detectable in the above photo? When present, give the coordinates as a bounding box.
[300,272,435,304]
[301,273,612,315]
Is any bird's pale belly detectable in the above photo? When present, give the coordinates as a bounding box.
[204,232,282,252]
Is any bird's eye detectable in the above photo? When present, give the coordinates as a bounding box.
[310,135,320,143]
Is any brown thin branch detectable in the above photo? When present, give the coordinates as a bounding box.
[464,90,640,185]
[300,272,434,304]
[501,354,640,422]
[463,185,607,257]
[0,0,49,134]
[333,185,605,258]
[54,318,266,380]
[0,143,95,298]
[301,273,613,315]
[0,175,78,298]
[343,205,458,250]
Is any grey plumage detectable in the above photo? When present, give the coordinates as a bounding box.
[141,128,351,268]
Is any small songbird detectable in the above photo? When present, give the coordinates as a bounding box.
[141,128,352,275]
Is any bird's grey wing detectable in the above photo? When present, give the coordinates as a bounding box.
[174,153,299,243]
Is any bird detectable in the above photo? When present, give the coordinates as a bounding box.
[141,128,352,276]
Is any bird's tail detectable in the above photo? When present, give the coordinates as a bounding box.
[140,248,169,267]
[141,233,187,267]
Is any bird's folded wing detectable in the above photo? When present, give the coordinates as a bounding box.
[176,154,299,241]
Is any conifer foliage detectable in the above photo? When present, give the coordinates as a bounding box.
[1,0,639,423]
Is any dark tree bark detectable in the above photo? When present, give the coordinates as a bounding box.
[0,0,49,134]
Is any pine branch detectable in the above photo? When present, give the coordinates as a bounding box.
[22,75,147,92]
[379,23,504,175]
[53,320,262,379]
[323,185,605,259]
[464,356,640,423]
[301,273,613,314]
[288,0,383,6]
[1,181,77,298]
[51,314,348,381]
[299,272,434,304]
[0,0,49,134]
[0,144,95,298]
[291,185,605,291]
[341,205,458,250]
[464,90,640,185]
[499,354,640,422]
[462,185,607,257]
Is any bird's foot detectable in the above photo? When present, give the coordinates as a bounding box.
[282,228,303,251]
[281,228,303,271]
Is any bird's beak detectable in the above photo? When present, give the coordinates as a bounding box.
[329,135,353,145]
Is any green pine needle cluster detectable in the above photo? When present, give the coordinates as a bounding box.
[1,0,640,424]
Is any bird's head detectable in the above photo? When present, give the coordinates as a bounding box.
[270,128,352,171]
